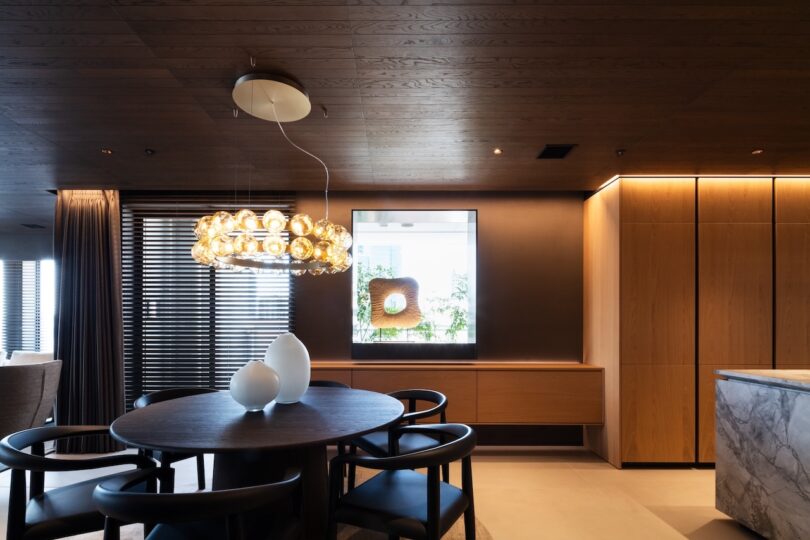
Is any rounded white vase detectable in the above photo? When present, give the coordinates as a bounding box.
[264,332,310,404]
[229,360,280,412]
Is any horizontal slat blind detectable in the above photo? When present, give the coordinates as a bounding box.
[121,194,296,409]
[1,260,43,352]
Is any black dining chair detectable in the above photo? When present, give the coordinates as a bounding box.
[309,380,350,389]
[133,387,218,491]
[0,425,157,540]
[329,423,476,540]
[94,466,302,540]
[348,389,449,489]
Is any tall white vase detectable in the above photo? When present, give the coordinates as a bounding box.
[264,333,310,404]
[229,360,280,412]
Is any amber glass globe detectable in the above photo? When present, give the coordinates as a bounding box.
[212,211,236,234]
[235,209,259,231]
[262,210,287,233]
[194,216,212,239]
[210,234,235,257]
[289,237,314,260]
[312,218,331,239]
[263,234,287,257]
[289,213,314,236]
[312,240,331,262]
[234,233,259,256]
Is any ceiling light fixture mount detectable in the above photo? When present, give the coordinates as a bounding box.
[493,147,503,155]
[751,148,764,155]
[191,73,352,276]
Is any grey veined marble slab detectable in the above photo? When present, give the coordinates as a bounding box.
[716,369,810,392]
[716,373,810,539]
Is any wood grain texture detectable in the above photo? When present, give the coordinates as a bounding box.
[620,364,695,463]
[698,223,772,366]
[351,369,477,423]
[776,178,810,223]
[621,177,696,223]
[620,222,695,364]
[3,4,810,231]
[776,225,810,367]
[697,178,773,223]
[477,370,603,425]
[582,181,621,466]
[310,360,602,371]
[111,388,404,453]
[775,178,810,368]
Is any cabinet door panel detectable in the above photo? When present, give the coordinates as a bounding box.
[621,364,695,463]
[621,223,695,365]
[698,224,772,366]
[352,370,476,423]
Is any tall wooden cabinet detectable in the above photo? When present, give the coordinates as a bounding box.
[697,178,772,462]
[585,178,696,466]
[585,176,810,466]
[776,178,810,368]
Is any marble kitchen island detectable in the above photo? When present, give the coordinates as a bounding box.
[715,369,810,539]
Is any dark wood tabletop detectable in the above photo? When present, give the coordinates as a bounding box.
[111,387,404,454]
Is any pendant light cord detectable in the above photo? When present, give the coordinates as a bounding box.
[270,101,330,219]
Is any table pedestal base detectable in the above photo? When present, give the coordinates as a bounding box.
[213,445,328,539]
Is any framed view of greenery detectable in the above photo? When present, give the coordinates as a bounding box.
[351,209,477,359]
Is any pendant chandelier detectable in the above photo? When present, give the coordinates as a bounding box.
[191,73,352,276]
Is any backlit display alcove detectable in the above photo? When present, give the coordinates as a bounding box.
[351,210,477,359]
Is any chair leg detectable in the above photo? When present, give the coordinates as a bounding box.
[103,517,121,540]
[462,456,476,540]
[347,444,357,490]
[159,461,175,493]
[7,469,27,540]
[196,454,206,490]
[442,462,450,484]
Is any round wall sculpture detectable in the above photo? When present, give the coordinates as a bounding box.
[369,277,422,329]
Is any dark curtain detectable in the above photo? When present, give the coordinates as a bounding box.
[55,190,124,453]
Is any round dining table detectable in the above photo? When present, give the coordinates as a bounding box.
[111,387,404,539]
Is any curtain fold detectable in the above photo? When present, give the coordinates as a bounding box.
[55,190,124,453]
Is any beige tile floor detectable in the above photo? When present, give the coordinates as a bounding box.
[0,448,762,539]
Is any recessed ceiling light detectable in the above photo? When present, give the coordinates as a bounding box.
[144,148,155,156]
[101,148,114,155]
[493,147,503,155]
[751,148,764,155]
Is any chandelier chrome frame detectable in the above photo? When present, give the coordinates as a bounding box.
[190,73,352,276]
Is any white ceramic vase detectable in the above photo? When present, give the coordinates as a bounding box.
[229,360,280,412]
[264,333,310,404]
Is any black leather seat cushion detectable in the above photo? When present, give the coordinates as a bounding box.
[24,471,146,540]
[146,515,301,540]
[355,430,440,457]
[334,470,468,540]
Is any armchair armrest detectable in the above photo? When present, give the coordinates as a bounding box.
[0,426,155,472]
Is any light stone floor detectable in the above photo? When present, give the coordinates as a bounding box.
[0,448,763,539]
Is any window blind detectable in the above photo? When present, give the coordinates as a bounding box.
[121,194,296,409]
[1,260,53,353]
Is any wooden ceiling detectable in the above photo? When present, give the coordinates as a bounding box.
[1,1,810,231]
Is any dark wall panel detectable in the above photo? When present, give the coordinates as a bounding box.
[294,191,584,362]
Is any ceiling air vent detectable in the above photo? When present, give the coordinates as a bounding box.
[537,144,577,159]
[21,223,46,229]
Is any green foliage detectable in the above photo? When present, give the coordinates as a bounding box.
[354,263,470,344]
[354,262,398,342]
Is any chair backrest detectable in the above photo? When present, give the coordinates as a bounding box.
[309,380,350,388]
[0,361,62,439]
[7,351,54,366]
[133,387,218,409]
[94,467,301,527]
[388,389,448,425]
[342,424,476,471]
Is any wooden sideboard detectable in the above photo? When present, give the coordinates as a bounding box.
[311,361,604,425]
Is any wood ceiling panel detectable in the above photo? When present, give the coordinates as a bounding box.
[0,1,808,230]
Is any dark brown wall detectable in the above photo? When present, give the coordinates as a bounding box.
[294,191,584,362]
